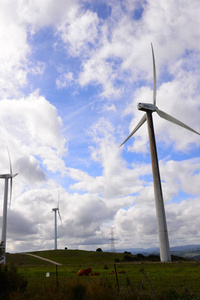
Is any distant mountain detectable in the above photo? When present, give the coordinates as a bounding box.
[170,244,200,251]
[114,244,200,256]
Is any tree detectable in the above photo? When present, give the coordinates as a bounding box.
[96,248,103,252]
[0,241,4,263]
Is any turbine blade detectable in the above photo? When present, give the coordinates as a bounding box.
[57,191,59,209]
[120,114,146,147]
[151,43,157,106]
[7,148,12,175]
[7,148,13,208]
[12,173,18,178]
[6,149,18,209]
[9,177,12,209]
[58,210,62,223]
[156,108,200,135]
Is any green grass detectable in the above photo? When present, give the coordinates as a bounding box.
[5,250,200,299]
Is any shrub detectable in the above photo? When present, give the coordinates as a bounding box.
[96,248,103,252]
[124,251,131,255]
[0,241,4,263]
[136,253,145,260]
[146,254,160,262]
[0,264,27,299]
[123,255,138,262]
[71,283,86,300]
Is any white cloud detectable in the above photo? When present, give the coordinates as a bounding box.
[58,9,99,57]
[56,72,75,89]
[102,104,116,112]
[18,0,79,29]
[0,1,29,97]
[0,91,67,178]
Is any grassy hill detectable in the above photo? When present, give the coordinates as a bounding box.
[171,248,200,259]
[7,249,125,266]
[4,249,200,299]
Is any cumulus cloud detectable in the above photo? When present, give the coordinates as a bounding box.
[0,92,67,174]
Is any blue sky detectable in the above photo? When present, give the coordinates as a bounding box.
[0,0,200,253]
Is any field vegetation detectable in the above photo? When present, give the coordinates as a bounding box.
[1,249,200,299]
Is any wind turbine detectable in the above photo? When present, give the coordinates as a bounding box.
[52,192,62,250]
[120,44,200,262]
[0,149,18,264]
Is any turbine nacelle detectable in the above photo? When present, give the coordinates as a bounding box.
[137,103,156,112]
[0,173,18,179]
[52,208,59,212]
[0,174,12,179]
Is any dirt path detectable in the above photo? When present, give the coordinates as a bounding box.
[23,253,62,265]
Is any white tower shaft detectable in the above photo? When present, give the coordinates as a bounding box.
[1,178,9,264]
[54,210,57,250]
[146,111,171,262]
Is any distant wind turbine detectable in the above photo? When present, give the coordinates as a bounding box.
[0,149,18,264]
[120,44,200,262]
[52,192,62,250]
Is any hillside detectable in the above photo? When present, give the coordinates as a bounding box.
[6,248,192,267]
[7,249,125,266]
[5,249,200,299]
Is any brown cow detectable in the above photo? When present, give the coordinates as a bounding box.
[109,271,115,275]
[77,267,92,276]
[91,272,100,276]
[118,270,126,274]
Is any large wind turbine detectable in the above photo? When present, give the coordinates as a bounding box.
[120,44,200,262]
[52,193,62,250]
[0,150,18,264]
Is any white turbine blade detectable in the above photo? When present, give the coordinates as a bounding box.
[7,148,12,175]
[6,148,18,208]
[12,173,18,178]
[151,43,157,106]
[7,148,13,208]
[120,114,147,147]
[58,210,62,223]
[9,177,13,209]
[156,108,200,135]
[57,191,60,209]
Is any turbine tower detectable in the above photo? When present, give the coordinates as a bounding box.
[52,193,62,250]
[110,227,116,253]
[120,44,200,262]
[0,150,18,264]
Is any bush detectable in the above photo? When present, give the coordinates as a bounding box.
[0,241,4,263]
[0,264,27,299]
[71,283,86,300]
[124,251,131,255]
[96,248,103,252]
[123,255,138,262]
[136,253,145,260]
[146,254,160,262]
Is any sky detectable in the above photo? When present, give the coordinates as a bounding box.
[0,0,200,254]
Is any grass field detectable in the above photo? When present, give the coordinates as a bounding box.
[5,250,200,299]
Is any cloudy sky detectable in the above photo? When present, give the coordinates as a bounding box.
[0,0,200,254]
